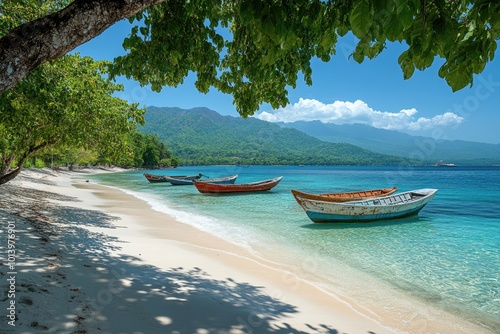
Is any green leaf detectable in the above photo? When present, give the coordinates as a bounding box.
[350,0,372,38]
[352,47,365,63]
[398,50,415,79]
[398,2,413,29]
[337,25,349,37]
[384,15,402,42]
[445,65,472,92]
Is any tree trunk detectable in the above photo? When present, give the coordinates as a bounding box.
[1,153,16,176]
[0,141,54,185]
[0,0,166,95]
[0,167,22,185]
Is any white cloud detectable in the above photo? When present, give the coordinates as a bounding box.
[254,98,464,131]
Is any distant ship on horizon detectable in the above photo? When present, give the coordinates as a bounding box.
[435,160,458,167]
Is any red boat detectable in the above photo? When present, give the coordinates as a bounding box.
[194,176,283,194]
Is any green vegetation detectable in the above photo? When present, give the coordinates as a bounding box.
[129,132,179,168]
[18,133,178,171]
[1,1,499,116]
[0,53,176,184]
[0,54,141,183]
[0,2,181,184]
[140,107,413,166]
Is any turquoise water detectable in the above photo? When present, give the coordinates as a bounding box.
[91,165,500,332]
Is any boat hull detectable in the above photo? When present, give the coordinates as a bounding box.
[143,173,169,183]
[305,204,428,222]
[298,189,437,223]
[194,176,282,194]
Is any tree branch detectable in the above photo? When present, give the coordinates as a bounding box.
[0,0,166,95]
[0,166,22,185]
[0,139,55,185]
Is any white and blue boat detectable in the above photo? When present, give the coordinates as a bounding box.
[194,174,238,185]
[295,188,438,223]
[163,173,205,185]
[167,174,238,186]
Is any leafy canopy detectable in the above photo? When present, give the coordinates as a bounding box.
[110,0,499,117]
[1,0,498,118]
[0,53,145,177]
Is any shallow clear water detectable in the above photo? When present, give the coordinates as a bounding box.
[91,165,500,331]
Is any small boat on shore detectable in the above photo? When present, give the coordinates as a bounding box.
[195,175,238,185]
[164,173,206,185]
[194,176,283,194]
[295,188,438,223]
[291,187,398,204]
[144,173,170,183]
[144,173,206,184]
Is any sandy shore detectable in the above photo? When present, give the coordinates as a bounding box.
[0,168,491,333]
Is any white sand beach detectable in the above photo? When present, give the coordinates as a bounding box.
[0,168,492,334]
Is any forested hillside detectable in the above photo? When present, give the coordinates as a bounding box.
[279,121,500,165]
[140,107,412,166]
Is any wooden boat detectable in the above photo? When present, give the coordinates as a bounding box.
[295,188,438,223]
[144,173,205,184]
[144,173,169,183]
[291,187,398,203]
[194,176,283,194]
[164,173,205,185]
[195,175,238,185]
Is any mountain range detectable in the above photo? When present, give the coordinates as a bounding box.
[140,106,500,166]
[277,121,500,165]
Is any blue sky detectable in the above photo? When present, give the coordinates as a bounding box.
[74,19,500,144]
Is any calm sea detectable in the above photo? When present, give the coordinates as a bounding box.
[90,165,500,332]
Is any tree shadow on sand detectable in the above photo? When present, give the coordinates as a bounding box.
[1,186,381,334]
[52,206,343,333]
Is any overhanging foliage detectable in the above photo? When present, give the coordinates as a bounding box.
[0,0,498,117]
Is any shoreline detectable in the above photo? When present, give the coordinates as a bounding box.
[1,168,492,333]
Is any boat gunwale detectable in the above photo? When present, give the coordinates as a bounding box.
[291,187,398,203]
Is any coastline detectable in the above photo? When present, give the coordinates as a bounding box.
[0,168,492,333]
